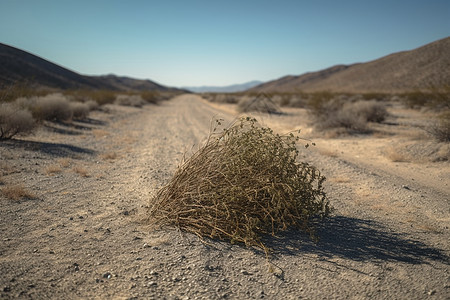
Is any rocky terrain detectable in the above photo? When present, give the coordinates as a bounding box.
[0,94,449,299]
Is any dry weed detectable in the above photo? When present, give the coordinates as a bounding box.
[73,166,89,177]
[58,158,72,168]
[148,117,330,253]
[101,152,118,160]
[1,184,36,200]
[45,165,62,175]
[0,103,36,139]
[385,147,411,162]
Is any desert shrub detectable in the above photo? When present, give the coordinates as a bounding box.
[18,94,73,122]
[207,93,240,104]
[0,103,36,139]
[428,111,450,142]
[85,99,99,111]
[140,91,160,104]
[311,99,388,133]
[114,94,146,107]
[237,94,281,114]
[0,82,50,103]
[350,100,388,123]
[70,101,90,119]
[402,88,450,110]
[361,92,388,101]
[1,184,36,200]
[307,91,335,113]
[65,90,117,106]
[148,117,330,252]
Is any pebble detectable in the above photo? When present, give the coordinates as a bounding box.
[103,272,112,279]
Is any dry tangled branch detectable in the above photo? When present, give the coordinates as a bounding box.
[148,117,330,252]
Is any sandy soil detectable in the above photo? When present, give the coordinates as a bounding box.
[1,94,449,299]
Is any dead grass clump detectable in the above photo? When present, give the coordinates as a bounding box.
[73,166,89,177]
[115,95,146,107]
[1,184,36,200]
[0,103,36,139]
[70,101,90,119]
[427,111,450,143]
[148,117,330,252]
[140,91,160,104]
[45,165,62,175]
[18,94,73,121]
[311,99,388,134]
[237,93,281,114]
[101,152,118,160]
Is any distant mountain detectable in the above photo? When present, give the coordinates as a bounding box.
[250,37,450,93]
[184,80,263,93]
[0,43,179,92]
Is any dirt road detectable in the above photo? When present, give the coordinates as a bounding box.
[1,94,449,299]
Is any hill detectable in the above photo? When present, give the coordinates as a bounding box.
[0,43,177,92]
[250,37,450,93]
[183,80,263,93]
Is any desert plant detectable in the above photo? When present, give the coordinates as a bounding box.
[0,103,36,139]
[1,184,36,200]
[70,101,90,119]
[140,91,160,104]
[310,99,388,133]
[19,94,73,122]
[428,111,450,142]
[402,87,450,110]
[237,93,281,114]
[350,100,388,123]
[148,117,330,252]
[0,82,50,103]
[114,94,146,107]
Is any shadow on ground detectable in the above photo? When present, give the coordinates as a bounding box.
[0,139,95,157]
[264,215,449,264]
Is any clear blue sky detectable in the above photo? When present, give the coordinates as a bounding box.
[0,0,449,87]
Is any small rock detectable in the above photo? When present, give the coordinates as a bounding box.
[78,216,84,219]
[103,272,112,279]
[240,270,250,275]
[143,243,150,248]
[123,211,130,216]
[402,185,411,190]
[149,281,157,286]
[428,290,436,295]
[3,286,11,292]
[136,257,143,261]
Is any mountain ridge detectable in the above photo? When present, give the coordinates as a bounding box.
[0,43,179,92]
[183,80,263,93]
[250,37,450,93]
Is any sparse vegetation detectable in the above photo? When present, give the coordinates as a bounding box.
[148,117,330,252]
[1,184,36,200]
[309,97,388,133]
[114,94,146,107]
[73,166,89,177]
[401,87,450,110]
[237,93,281,114]
[101,152,118,160]
[45,165,62,175]
[140,91,160,104]
[428,111,450,142]
[70,101,90,119]
[0,102,36,139]
[16,94,73,122]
